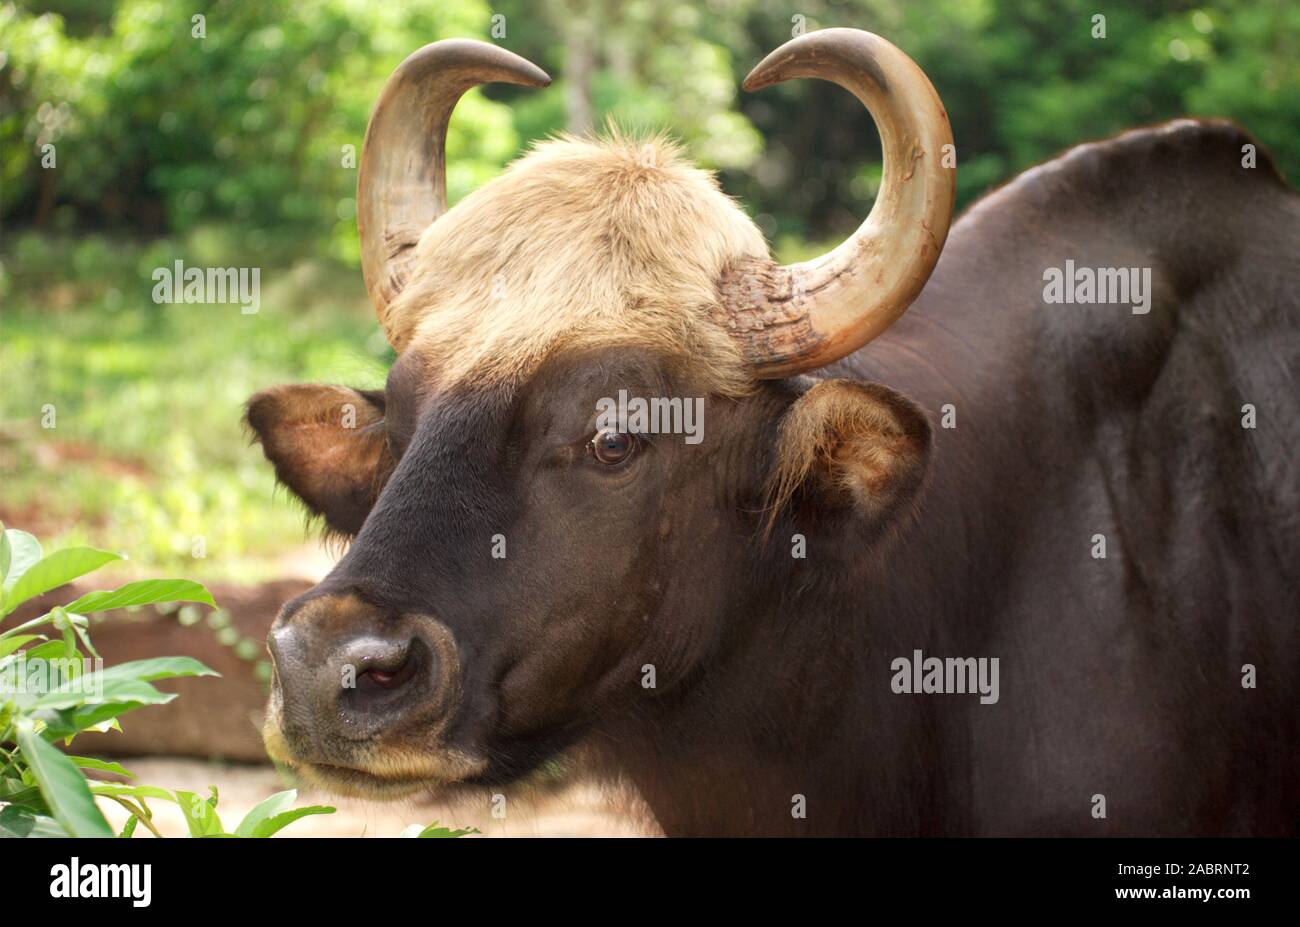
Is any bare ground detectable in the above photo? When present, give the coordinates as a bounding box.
[96,757,660,837]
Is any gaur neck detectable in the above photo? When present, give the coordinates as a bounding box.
[595,586,958,836]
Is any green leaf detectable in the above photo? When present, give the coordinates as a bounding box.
[99,656,219,685]
[37,700,157,740]
[404,821,481,838]
[30,679,175,712]
[0,805,36,838]
[66,756,134,778]
[119,815,139,838]
[13,719,115,837]
[84,716,123,735]
[90,783,177,803]
[1,530,42,594]
[249,805,336,837]
[66,579,215,615]
[31,815,70,838]
[0,777,34,799]
[233,789,336,837]
[2,546,122,617]
[21,640,68,663]
[233,788,298,837]
[0,523,10,585]
[174,789,224,837]
[71,620,99,659]
[24,658,212,713]
[0,805,65,839]
[61,624,79,660]
[0,779,46,811]
[0,635,42,659]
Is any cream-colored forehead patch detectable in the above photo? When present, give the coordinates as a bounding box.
[381,132,771,396]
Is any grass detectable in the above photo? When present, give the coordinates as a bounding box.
[0,230,389,582]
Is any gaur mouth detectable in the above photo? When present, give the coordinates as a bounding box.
[263,717,490,800]
[295,761,431,799]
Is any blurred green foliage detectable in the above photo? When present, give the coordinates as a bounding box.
[0,230,385,577]
[1,0,517,263]
[713,0,1299,238]
[0,0,1296,573]
[3,0,1295,246]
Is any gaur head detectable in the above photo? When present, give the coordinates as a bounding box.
[247,29,954,797]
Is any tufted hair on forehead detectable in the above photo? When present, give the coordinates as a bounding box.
[383,130,771,396]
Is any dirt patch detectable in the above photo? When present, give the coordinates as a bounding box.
[29,438,153,480]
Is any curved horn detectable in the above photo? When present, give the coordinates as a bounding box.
[357,40,549,347]
[720,28,955,377]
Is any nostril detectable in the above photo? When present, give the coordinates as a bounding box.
[358,655,416,691]
[336,636,426,713]
[293,621,449,745]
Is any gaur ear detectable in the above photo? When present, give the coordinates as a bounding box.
[768,379,931,530]
[245,384,393,537]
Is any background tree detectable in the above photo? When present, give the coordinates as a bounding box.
[3,0,1295,250]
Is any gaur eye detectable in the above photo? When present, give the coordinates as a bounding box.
[589,429,637,466]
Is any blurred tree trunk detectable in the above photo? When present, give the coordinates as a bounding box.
[543,0,603,135]
[33,164,58,228]
[563,14,596,135]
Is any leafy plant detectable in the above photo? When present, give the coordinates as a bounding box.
[1,521,221,837]
[91,783,336,839]
[402,822,482,838]
[0,524,475,838]
[0,523,337,837]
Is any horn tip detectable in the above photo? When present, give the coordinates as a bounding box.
[510,54,551,88]
[491,42,550,88]
[743,57,786,92]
